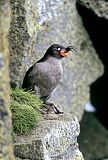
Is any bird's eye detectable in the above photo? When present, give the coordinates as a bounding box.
[57,47,61,51]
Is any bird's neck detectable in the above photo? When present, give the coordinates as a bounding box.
[36,55,48,63]
[37,55,61,64]
[37,55,63,74]
[47,56,63,74]
[46,56,61,64]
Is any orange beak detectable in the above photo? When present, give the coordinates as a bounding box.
[60,49,69,57]
[60,46,76,57]
[60,46,75,57]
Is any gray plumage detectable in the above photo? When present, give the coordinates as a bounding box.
[22,44,74,113]
[25,56,63,101]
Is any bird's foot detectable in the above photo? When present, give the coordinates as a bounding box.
[43,102,63,114]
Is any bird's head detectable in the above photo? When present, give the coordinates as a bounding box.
[45,44,75,59]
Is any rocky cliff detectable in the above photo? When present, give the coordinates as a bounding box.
[9,0,103,120]
[0,0,106,159]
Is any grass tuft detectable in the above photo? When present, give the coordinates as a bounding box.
[10,88,43,134]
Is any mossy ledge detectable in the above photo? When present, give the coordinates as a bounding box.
[10,88,43,134]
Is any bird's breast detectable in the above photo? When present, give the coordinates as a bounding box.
[43,61,63,85]
[36,60,63,88]
[31,58,63,98]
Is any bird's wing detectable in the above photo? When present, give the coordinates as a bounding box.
[22,64,36,89]
[22,62,47,90]
[22,62,61,99]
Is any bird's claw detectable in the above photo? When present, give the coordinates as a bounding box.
[52,104,63,114]
[43,102,63,114]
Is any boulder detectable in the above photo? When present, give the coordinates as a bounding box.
[9,0,103,120]
[14,114,84,160]
[78,112,108,160]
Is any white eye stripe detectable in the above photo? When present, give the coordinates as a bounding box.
[57,47,61,51]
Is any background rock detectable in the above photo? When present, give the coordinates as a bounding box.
[14,114,84,160]
[78,112,108,160]
[77,0,108,129]
[77,0,108,19]
[0,0,15,159]
[9,0,103,120]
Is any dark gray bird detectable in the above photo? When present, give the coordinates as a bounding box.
[22,44,74,113]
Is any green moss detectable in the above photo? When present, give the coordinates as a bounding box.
[10,88,43,134]
[11,88,43,110]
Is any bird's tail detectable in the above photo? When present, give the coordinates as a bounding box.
[22,76,29,90]
[22,65,34,90]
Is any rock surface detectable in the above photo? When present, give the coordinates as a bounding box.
[77,0,108,129]
[14,113,84,160]
[77,0,108,19]
[9,0,103,120]
[0,1,15,159]
[78,112,108,160]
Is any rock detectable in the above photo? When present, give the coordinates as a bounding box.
[76,0,108,128]
[9,0,104,120]
[0,1,15,159]
[14,113,84,160]
[77,0,108,19]
[78,112,108,160]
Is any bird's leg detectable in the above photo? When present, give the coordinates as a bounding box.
[43,101,63,114]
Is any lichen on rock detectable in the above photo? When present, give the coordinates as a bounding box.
[0,0,15,159]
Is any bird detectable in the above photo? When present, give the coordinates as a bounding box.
[22,44,74,114]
